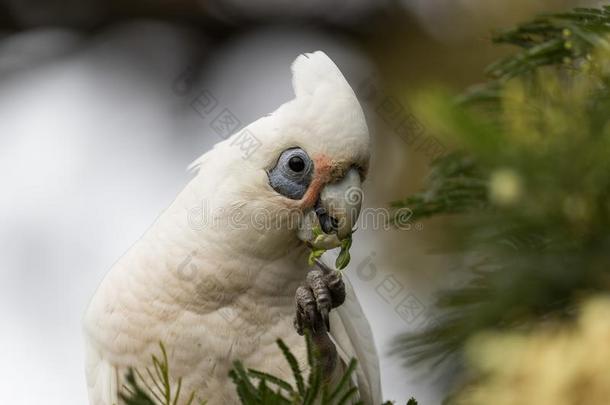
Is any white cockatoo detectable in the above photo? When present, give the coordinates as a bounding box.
[84,51,381,404]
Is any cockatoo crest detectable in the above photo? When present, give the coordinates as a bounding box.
[187,51,370,260]
[192,51,369,170]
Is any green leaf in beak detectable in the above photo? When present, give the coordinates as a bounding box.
[335,234,353,270]
[308,248,325,266]
[307,228,354,270]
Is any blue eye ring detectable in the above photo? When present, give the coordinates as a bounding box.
[267,147,313,199]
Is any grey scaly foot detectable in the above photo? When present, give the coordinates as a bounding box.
[294,259,346,335]
[293,260,346,377]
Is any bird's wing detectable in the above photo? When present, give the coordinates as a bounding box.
[85,339,121,405]
[329,274,382,404]
[83,240,160,405]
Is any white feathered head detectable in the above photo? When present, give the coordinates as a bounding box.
[189,51,370,260]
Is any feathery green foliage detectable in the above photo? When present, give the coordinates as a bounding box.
[120,370,158,405]
[460,5,610,105]
[120,343,202,405]
[121,337,407,404]
[390,152,488,220]
[393,5,610,373]
[230,333,363,405]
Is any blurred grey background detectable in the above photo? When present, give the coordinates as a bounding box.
[0,0,597,403]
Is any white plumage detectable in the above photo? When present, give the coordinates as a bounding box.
[84,51,381,404]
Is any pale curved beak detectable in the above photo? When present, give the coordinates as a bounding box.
[316,168,362,240]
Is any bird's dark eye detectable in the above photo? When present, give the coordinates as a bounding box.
[267,148,313,199]
[288,156,305,172]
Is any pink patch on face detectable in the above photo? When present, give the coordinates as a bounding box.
[299,154,333,209]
